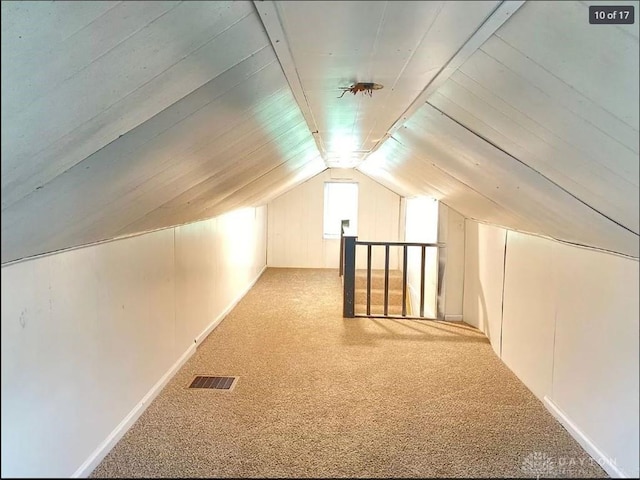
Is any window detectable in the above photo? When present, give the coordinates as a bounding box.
[323,182,358,238]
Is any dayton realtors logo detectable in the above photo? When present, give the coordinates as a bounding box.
[521,451,615,477]
[521,452,556,478]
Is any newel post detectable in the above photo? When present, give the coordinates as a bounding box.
[342,235,357,318]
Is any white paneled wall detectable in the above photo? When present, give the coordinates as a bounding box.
[267,169,401,268]
[0,206,267,478]
[550,241,639,479]
[463,219,639,478]
[463,220,507,355]
[404,196,438,318]
[501,232,556,400]
[438,203,465,319]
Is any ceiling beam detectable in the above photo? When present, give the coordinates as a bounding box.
[369,0,526,154]
[255,0,525,166]
[253,0,326,158]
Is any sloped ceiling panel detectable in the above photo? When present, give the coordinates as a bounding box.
[3,1,638,263]
[360,1,639,257]
[361,136,532,230]
[429,0,639,234]
[203,157,327,218]
[2,1,260,209]
[363,104,638,257]
[1,1,323,263]
[267,0,501,166]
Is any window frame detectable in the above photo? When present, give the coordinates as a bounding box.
[322,181,359,239]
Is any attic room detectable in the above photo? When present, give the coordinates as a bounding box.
[1,0,638,478]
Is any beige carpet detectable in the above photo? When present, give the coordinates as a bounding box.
[91,268,607,478]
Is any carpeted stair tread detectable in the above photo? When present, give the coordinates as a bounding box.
[355,270,404,290]
[355,288,403,304]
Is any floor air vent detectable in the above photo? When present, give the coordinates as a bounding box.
[188,376,238,391]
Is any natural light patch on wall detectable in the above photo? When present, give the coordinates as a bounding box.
[405,197,438,242]
[404,196,439,318]
[218,208,258,269]
[0,206,267,477]
[268,169,400,268]
[323,182,358,238]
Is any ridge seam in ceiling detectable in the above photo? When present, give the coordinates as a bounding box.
[370,0,526,157]
[253,0,325,156]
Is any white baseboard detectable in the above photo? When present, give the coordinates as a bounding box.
[195,265,267,345]
[544,397,627,478]
[73,264,267,478]
[72,343,196,478]
[444,314,463,321]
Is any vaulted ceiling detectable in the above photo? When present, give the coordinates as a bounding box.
[2,0,638,263]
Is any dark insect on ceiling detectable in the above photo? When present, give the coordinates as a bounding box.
[338,82,384,98]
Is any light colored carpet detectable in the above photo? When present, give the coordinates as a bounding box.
[91,268,607,478]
